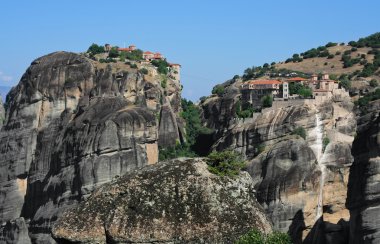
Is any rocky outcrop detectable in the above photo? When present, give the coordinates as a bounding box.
[0,52,184,242]
[346,100,380,243]
[200,83,355,243]
[245,138,319,235]
[52,158,272,244]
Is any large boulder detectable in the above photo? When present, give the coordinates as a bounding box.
[52,158,272,244]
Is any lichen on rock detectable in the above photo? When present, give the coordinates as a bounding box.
[52,158,272,243]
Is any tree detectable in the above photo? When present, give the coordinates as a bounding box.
[292,127,307,139]
[212,85,225,96]
[151,59,169,74]
[327,54,335,59]
[299,87,312,98]
[325,42,337,47]
[206,150,245,177]
[181,99,213,146]
[125,49,143,61]
[87,43,105,55]
[262,95,272,108]
[108,47,119,58]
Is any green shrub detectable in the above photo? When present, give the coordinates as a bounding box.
[319,50,330,57]
[292,126,307,139]
[265,232,292,244]
[322,137,330,152]
[235,101,254,118]
[370,79,378,87]
[351,47,358,52]
[335,51,341,55]
[130,63,138,69]
[161,79,167,89]
[327,54,335,59]
[87,43,105,55]
[343,50,352,55]
[159,143,197,161]
[235,229,291,244]
[235,229,265,244]
[299,87,312,98]
[119,51,126,62]
[262,95,272,108]
[212,85,225,96]
[199,96,207,103]
[151,59,169,74]
[325,42,337,48]
[125,49,143,61]
[207,150,245,178]
[108,47,119,58]
[181,98,213,146]
[140,68,149,74]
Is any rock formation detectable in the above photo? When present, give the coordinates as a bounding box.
[200,80,355,243]
[52,158,272,243]
[346,100,380,243]
[0,51,184,242]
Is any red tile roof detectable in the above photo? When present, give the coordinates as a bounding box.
[118,48,131,52]
[287,77,307,81]
[144,51,154,54]
[247,80,281,85]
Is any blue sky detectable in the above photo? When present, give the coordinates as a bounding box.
[0,0,379,101]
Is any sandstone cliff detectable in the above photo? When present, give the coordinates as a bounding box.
[52,158,272,244]
[346,100,380,243]
[0,51,184,242]
[200,80,355,243]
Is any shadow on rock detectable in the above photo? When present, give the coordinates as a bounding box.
[303,217,349,244]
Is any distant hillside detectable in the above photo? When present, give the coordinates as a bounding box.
[233,33,380,87]
[275,33,380,80]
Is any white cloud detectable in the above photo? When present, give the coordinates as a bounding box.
[0,71,13,83]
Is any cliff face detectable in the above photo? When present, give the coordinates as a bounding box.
[200,81,356,243]
[0,52,184,242]
[52,158,272,244]
[346,100,380,243]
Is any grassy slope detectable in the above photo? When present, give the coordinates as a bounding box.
[275,45,374,75]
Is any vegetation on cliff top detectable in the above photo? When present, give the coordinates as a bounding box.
[291,126,307,140]
[235,228,291,244]
[206,150,245,178]
[236,32,380,85]
[159,99,213,161]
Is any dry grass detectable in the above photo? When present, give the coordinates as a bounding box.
[275,45,375,76]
